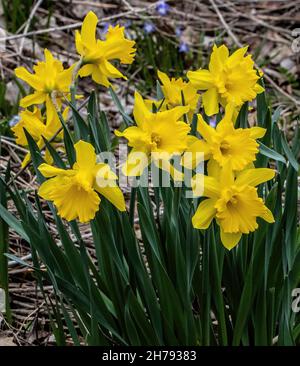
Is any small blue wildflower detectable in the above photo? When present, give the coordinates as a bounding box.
[156,1,170,16]
[144,22,155,34]
[175,26,182,38]
[209,116,217,128]
[179,42,189,53]
[8,115,20,127]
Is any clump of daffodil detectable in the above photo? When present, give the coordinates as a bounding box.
[115,91,190,178]
[12,103,68,168]
[15,49,74,109]
[38,140,126,223]
[75,11,136,87]
[146,70,199,119]
[182,103,266,171]
[187,44,264,116]
[191,160,275,249]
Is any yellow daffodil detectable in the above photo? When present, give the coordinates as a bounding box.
[145,70,199,119]
[75,11,136,87]
[15,49,74,109]
[182,104,266,171]
[115,91,190,178]
[187,44,264,116]
[191,160,275,249]
[38,140,126,223]
[12,103,68,168]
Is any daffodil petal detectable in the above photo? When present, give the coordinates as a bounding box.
[197,114,216,142]
[39,163,75,178]
[192,198,217,229]
[220,229,242,250]
[235,168,275,187]
[260,206,275,223]
[202,88,219,116]
[191,173,220,198]
[74,140,97,171]
[81,11,98,46]
[95,185,126,211]
[187,69,214,90]
[249,126,266,139]
[20,91,46,108]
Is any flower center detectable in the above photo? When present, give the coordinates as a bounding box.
[220,140,231,156]
[151,133,161,147]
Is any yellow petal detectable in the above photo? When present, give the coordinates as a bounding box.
[207,159,221,179]
[192,198,217,230]
[249,126,266,139]
[220,165,234,187]
[202,87,219,116]
[39,163,75,178]
[235,168,275,187]
[133,91,152,128]
[197,114,216,142]
[15,67,43,90]
[220,228,242,250]
[187,69,214,90]
[191,174,220,198]
[209,44,229,73]
[260,206,275,223]
[74,140,97,171]
[78,64,94,77]
[20,91,46,108]
[81,11,98,46]
[95,185,126,211]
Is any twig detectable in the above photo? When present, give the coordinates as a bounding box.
[0,2,159,42]
[18,0,44,56]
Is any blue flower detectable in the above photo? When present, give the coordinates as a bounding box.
[8,115,20,127]
[179,42,189,53]
[144,22,155,34]
[175,26,182,38]
[209,116,217,128]
[156,1,170,16]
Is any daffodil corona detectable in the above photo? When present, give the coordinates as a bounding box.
[38,140,126,223]
[187,44,264,116]
[115,91,190,178]
[75,11,136,87]
[191,160,275,249]
[15,49,74,109]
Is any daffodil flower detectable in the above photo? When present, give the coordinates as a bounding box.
[15,49,74,109]
[12,103,68,168]
[38,140,126,223]
[182,104,266,171]
[115,91,190,179]
[187,44,264,116]
[145,70,199,119]
[75,11,136,87]
[191,160,275,249]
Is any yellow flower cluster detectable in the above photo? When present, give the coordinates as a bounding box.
[11,11,274,250]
